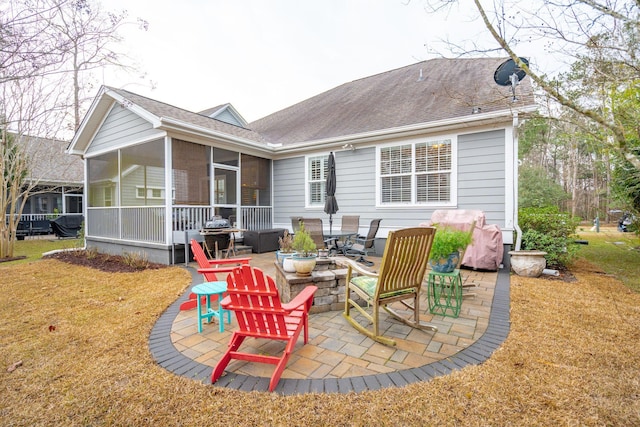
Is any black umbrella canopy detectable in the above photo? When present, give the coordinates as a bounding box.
[324,152,339,233]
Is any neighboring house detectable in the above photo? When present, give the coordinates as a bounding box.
[5,134,84,237]
[68,57,536,264]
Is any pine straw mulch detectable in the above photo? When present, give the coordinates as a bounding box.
[1,257,639,426]
[44,250,168,273]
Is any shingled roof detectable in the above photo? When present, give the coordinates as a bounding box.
[248,57,535,145]
[20,135,84,184]
[71,57,536,155]
[106,88,267,144]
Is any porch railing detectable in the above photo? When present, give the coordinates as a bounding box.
[87,207,165,243]
[241,206,273,230]
[86,206,273,244]
[5,213,65,222]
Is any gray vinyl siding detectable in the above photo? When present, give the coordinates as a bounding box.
[273,129,508,235]
[86,105,158,155]
[273,157,305,226]
[457,129,506,227]
[212,109,243,127]
[121,166,166,206]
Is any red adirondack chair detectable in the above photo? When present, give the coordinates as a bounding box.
[211,265,317,392]
[179,240,252,311]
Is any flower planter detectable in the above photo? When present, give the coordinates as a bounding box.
[282,256,296,272]
[292,253,317,276]
[275,250,293,266]
[429,251,460,273]
[509,250,547,277]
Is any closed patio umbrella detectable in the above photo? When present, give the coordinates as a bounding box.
[324,152,339,234]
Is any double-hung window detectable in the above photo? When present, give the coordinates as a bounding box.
[306,155,328,207]
[379,138,453,206]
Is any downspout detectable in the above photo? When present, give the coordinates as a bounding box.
[513,112,522,251]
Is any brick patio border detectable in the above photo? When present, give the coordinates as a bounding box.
[149,267,511,395]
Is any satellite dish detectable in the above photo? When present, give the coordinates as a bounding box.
[494,57,529,101]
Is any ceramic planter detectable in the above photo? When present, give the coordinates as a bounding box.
[508,250,547,277]
[429,251,460,273]
[282,256,296,272]
[292,253,317,276]
[276,250,294,266]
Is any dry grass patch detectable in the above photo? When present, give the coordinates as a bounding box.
[1,258,639,426]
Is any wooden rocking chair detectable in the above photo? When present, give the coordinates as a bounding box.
[179,240,252,311]
[211,265,317,392]
[343,227,437,346]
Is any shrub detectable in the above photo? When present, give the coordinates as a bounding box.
[278,230,294,253]
[518,206,581,268]
[429,226,473,261]
[291,225,316,257]
[122,251,151,270]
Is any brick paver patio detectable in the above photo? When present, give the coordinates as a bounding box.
[150,252,510,394]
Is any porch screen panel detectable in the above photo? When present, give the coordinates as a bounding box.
[172,140,210,205]
[120,139,165,206]
[87,152,118,207]
[241,154,271,206]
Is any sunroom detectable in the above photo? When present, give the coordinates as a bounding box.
[83,135,272,264]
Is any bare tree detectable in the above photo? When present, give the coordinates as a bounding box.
[50,0,148,130]
[424,0,640,167]
[0,0,146,258]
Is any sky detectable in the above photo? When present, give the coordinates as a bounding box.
[100,0,546,123]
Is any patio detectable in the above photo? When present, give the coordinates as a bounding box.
[150,252,510,394]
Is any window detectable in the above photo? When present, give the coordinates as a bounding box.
[136,186,165,199]
[379,139,453,205]
[104,188,112,207]
[307,155,328,206]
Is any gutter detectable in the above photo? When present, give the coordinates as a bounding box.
[271,106,538,155]
[158,105,537,157]
[513,112,522,251]
[158,117,274,154]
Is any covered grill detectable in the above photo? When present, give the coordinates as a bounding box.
[201,217,231,252]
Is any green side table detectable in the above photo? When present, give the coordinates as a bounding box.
[427,269,462,318]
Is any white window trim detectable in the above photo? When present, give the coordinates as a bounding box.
[304,153,330,209]
[135,185,166,199]
[375,135,458,208]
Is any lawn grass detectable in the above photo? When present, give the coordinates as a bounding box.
[576,225,640,293]
[0,231,639,425]
[2,237,83,265]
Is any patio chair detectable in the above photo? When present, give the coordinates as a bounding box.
[341,215,360,234]
[291,216,303,232]
[179,240,251,311]
[300,218,326,249]
[343,219,381,265]
[211,265,317,392]
[330,215,360,254]
[343,226,437,346]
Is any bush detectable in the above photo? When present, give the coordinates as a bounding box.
[122,251,151,270]
[519,206,581,269]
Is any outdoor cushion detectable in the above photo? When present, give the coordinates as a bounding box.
[350,275,416,299]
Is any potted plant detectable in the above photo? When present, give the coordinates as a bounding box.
[428,226,473,273]
[291,225,317,276]
[276,230,295,270]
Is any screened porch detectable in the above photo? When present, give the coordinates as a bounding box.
[84,137,273,263]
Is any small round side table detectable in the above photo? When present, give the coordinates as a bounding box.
[191,281,231,333]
